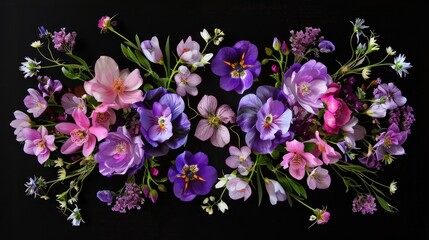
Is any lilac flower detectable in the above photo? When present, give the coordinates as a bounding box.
[373,82,407,110]
[112,182,145,213]
[61,93,87,114]
[374,123,407,161]
[265,179,287,205]
[141,36,163,64]
[37,76,63,98]
[97,190,114,204]
[307,167,331,190]
[289,27,321,57]
[174,66,202,96]
[282,59,332,114]
[237,85,293,154]
[168,151,218,202]
[38,26,49,38]
[225,145,253,176]
[358,147,382,170]
[95,126,144,177]
[365,103,387,118]
[136,87,190,158]
[341,116,366,148]
[388,105,415,134]
[55,109,108,157]
[211,40,261,94]
[176,36,202,65]
[10,110,32,142]
[24,88,47,118]
[352,194,377,214]
[318,40,335,53]
[226,176,252,201]
[194,95,235,148]
[52,27,77,52]
[22,126,57,164]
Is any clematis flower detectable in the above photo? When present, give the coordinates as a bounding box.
[84,56,144,109]
[141,36,163,64]
[174,66,202,96]
[55,109,108,157]
[168,151,218,202]
[95,126,144,177]
[22,126,57,164]
[281,139,322,180]
[194,95,235,148]
[10,110,32,142]
[24,88,47,118]
[211,40,261,94]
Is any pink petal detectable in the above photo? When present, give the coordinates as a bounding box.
[60,139,81,155]
[194,119,214,141]
[118,90,144,106]
[94,56,119,86]
[281,153,295,168]
[22,128,40,141]
[197,95,217,117]
[216,104,235,124]
[285,139,305,153]
[37,152,50,164]
[210,125,230,147]
[187,74,202,86]
[229,146,241,156]
[290,167,305,180]
[124,69,143,91]
[55,122,78,135]
[82,135,96,157]
[89,126,108,141]
[72,109,90,129]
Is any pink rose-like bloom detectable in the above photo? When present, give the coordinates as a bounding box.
[22,126,57,164]
[194,95,235,148]
[321,83,352,134]
[176,36,202,65]
[307,167,331,190]
[84,56,144,109]
[265,179,287,205]
[24,88,47,118]
[61,93,87,115]
[174,66,202,96]
[55,109,108,157]
[226,177,252,201]
[10,110,32,141]
[310,131,342,165]
[90,103,117,130]
[141,36,163,64]
[281,139,322,180]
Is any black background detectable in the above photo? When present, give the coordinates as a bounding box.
[1,0,427,239]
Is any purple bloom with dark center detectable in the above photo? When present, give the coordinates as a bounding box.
[168,151,218,202]
[95,126,144,177]
[373,82,407,110]
[37,76,63,98]
[211,40,261,94]
[136,87,190,158]
[374,123,407,161]
[237,85,293,154]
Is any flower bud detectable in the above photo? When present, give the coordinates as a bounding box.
[272,37,281,51]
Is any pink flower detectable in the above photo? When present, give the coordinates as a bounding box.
[61,93,87,114]
[84,56,144,109]
[22,126,57,164]
[24,88,47,118]
[307,167,331,190]
[321,83,352,134]
[176,36,202,65]
[281,139,322,180]
[226,177,252,201]
[55,109,108,157]
[90,103,117,130]
[310,131,341,164]
[225,145,253,176]
[10,110,32,141]
[174,66,202,96]
[194,95,235,148]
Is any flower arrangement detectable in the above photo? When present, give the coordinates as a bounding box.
[11,15,415,228]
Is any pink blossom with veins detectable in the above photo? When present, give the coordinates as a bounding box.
[226,176,252,201]
[61,93,87,114]
[23,88,47,118]
[281,139,322,180]
[310,130,341,164]
[174,65,202,96]
[10,110,32,142]
[84,56,144,109]
[90,103,117,130]
[55,109,108,157]
[22,126,57,164]
[194,95,235,148]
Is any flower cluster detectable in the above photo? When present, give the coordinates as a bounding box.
[13,16,415,227]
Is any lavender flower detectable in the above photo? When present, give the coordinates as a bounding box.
[22,126,57,164]
[174,65,202,97]
[289,27,322,57]
[37,76,63,98]
[168,151,218,201]
[352,194,377,214]
[388,105,416,134]
[373,82,407,110]
[61,93,87,114]
[265,179,287,205]
[95,126,144,177]
[141,36,163,64]
[24,88,47,118]
[374,123,407,161]
[52,27,77,52]
[211,40,261,94]
[112,183,145,213]
[10,110,32,142]
[97,190,114,204]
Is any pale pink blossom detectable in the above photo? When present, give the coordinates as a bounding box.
[90,103,117,130]
[174,66,201,96]
[10,110,32,141]
[225,145,253,176]
[55,109,108,157]
[226,177,252,201]
[265,179,287,205]
[307,167,331,190]
[281,139,322,180]
[22,126,57,164]
[61,93,87,114]
[176,36,202,65]
[310,131,341,164]
[84,56,144,109]
[24,88,47,118]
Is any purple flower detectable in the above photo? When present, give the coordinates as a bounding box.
[374,123,407,161]
[237,85,293,154]
[289,27,321,57]
[136,87,191,158]
[141,36,163,64]
[318,40,335,53]
[211,40,261,94]
[37,76,63,98]
[52,27,77,52]
[265,179,287,205]
[282,59,332,115]
[24,88,47,118]
[373,82,407,110]
[10,110,32,142]
[168,151,218,202]
[95,126,144,177]
[38,26,49,38]
[176,36,202,65]
[226,176,252,201]
[307,167,331,190]
[352,194,377,214]
[225,145,253,176]
[388,105,415,134]
[61,93,87,115]
[112,182,145,213]
[174,66,202,96]
[22,126,57,164]
[194,95,235,148]
[97,190,113,204]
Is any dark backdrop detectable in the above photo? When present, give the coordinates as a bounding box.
[1,0,427,239]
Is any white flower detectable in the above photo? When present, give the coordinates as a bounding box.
[31,40,43,48]
[367,37,379,53]
[67,205,84,226]
[362,67,371,80]
[391,54,412,78]
[386,46,396,56]
[200,28,211,43]
[217,200,229,213]
[19,57,41,78]
[351,18,369,42]
[390,180,398,194]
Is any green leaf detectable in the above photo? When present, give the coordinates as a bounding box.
[143,83,154,92]
[357,87,366,101]
[256,171,263,206]
[61,67,80,80]
[304,142,316,152]
[135,34,141,49]
[121,44,132,61]
[135,49,151,69]
[67,53,89,69]
[164,35,171,76]
[287,177,307,199]
[374,193,395,212]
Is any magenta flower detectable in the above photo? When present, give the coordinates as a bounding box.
[84,56,144,109]
[265,179,287,205]
[24,88,47,118]
[22,126,57,164]
[225,145,253,176]
[52,27,77,52]
[176,36,202,65]
[10,110,32,141]
[307,167,331,190]
[281,139,322,180]
[174,66,201,97]
[141,36,163,64]
[61,93,87,115]
[55,109,108,157]
[226,176,252,201]
[321,83,352,134]
[194,95,235,148]
[314,208,330,224]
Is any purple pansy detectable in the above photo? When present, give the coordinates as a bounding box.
[237,85,293,154]
[168,151,218,202]
[211,40,261,94]
[136,87,191,158]
[373,82,407,110]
